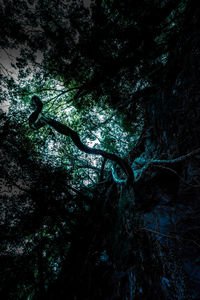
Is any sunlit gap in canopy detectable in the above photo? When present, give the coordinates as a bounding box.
[0,47,43,113]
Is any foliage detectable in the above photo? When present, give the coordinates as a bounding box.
[1,0,200,299]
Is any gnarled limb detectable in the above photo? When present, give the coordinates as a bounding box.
[28,96,135,186]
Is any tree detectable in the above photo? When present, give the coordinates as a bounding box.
[1,0,200,299]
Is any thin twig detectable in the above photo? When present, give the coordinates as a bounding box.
[139,227,200,248]
[152,164,200,188]
[151,148,200,164]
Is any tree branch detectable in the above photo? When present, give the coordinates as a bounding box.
[151,148,200,165]
[28,96,135,186]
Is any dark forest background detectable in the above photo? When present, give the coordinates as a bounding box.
[1,0,200,299]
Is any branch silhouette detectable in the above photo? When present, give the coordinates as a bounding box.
[28,96,135,185]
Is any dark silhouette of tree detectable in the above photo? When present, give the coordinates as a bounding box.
[1,0,200,299]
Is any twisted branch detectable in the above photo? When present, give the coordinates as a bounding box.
[28,96,135,185]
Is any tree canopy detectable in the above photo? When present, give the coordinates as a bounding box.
[1,0,200,299]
